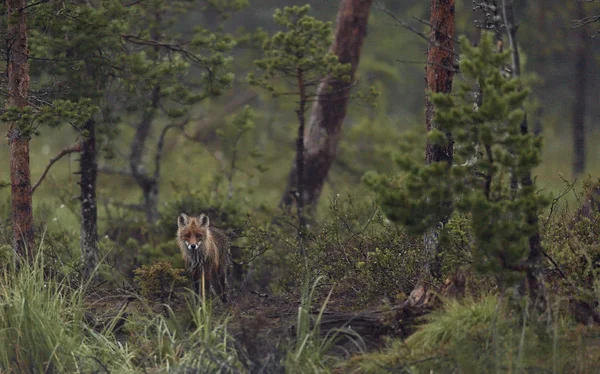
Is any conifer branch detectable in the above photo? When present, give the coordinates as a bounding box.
[32,143,82,194]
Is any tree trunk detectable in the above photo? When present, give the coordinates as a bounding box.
[295,67,308,241]
[129,85,160,223]
[572,1,588,178]
[423,0,455,279]
[502,0,549,315]
[6,0,34,260]
[280,0,374,210]
[533,1,545,136]
[80,119,99,281]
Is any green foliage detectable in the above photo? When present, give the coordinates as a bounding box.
[123,295,243,372]
[543,177,600,313]
[302,195,422,307]
[366,31,549,281]
[285,276,364,374]
[216,105,269,194]
[0,254,135,373]
[347,295,600,373]
[172,296,243,372]
[0,99,96,139]
[133,261,189,299]
[247,5,350,97]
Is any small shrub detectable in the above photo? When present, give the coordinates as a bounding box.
[134,261,189,300]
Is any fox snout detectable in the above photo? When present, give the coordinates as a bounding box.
[187,242,198,250]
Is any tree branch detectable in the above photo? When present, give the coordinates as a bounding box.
[376,1,459,56]
[32,143,81,194]
[154,117,190,181]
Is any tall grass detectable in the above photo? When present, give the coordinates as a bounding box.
[285,276,364,374]
[0,252,134,373]
[346,294,600,373]
[0,249,245,373]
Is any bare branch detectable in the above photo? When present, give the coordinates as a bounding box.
[154,117,190,181]
[411,15,462,44]
[32,143,82,194]
[570,15,600,29]
[376,1,459,56]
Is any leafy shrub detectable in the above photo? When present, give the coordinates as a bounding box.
[133,261,189,300]
[543,177,600,322]
[270,194,423,310]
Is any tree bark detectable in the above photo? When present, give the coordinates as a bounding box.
[80,119,99,281]
[6,0,34,260]
[572,0,588,178]
[280,0,374,210]
[502,0,549,315]
[423,0,455,279]
[295,67,308,243]
[533,1,545,136]
[129,85,160,223]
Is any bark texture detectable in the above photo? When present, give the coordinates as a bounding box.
[572,0,588,178]
[6,0,34,259]
[423,0,455,279]
[502,0,549,315]
[129,85,160,223]
[80,119,99,281]
[280,0,374,210]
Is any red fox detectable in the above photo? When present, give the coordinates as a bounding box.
[177,213,231,302]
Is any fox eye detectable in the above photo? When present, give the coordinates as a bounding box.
[184,234,191,239]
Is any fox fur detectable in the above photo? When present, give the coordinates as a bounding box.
[177,213,231,302]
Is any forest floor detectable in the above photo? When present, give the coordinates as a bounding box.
[82,281,426,368]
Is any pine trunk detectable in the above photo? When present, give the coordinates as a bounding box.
[280,0,374,210]
[572,1,588,178]
[6,0,34,260]
[80,119,99,281]
[423,0,455,279]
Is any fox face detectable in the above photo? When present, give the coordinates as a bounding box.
[177,213,209,251]
[176,212,231,302]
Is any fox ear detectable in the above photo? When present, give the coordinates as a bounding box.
[178,213,189,228]
[199,214,210,227]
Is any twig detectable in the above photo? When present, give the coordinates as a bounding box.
[154,117,190,181]
[411,15,462,44]
[376,1,459,56]
[544,177,576,227]
[32,143,81,193]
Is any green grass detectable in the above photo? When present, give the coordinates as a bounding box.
[0,251,135,373]
[285,276,365,374]
[346,295,600,374]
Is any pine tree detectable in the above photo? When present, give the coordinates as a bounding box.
[279,0,374,211]
[366,32,549,306]
[248,5,351,242]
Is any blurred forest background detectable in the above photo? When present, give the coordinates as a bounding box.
[2,0,600,372]
[2,0,598,231]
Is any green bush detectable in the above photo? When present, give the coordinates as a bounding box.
[133,261,189,300]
